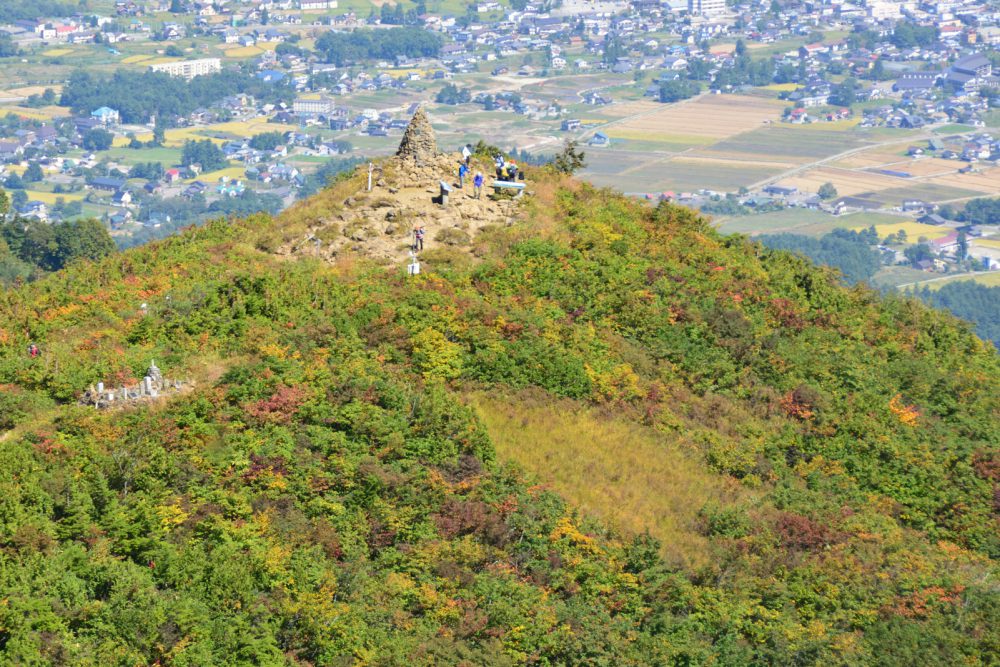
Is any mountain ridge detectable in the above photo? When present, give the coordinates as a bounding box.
[0,167,998,665]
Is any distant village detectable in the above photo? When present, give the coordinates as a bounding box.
[0,0,996,275]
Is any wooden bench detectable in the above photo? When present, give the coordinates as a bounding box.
[491,180,526,198]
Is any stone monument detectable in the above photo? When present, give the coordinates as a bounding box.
[396,106,439,162]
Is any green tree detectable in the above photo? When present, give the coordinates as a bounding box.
[23,163,43,183]
[82,128,113,150]
[550,140,586,174]
[659,79,700,103]
[828,77,859,107]
[818,182,837,199]
[904,242,934,266]
[181,139,227,172]
[248,131,286,151]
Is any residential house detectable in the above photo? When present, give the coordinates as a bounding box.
[588,131,610,146]
[88,177,126,192]
[91,107,121,127]
[19,201,48,221]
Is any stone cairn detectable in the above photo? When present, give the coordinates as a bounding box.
[395,106,439,163]
[80,360,192,409]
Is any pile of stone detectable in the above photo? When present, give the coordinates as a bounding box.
[80,361,191,409]
[395,105,439,163]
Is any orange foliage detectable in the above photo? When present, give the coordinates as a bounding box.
[889,394,920,427]
[887,585,965,619]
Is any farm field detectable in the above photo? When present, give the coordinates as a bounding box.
[851,220,951,241]
[708,126,870,160]
[606,94,785,142]
[871,265,940,289]
[23,191,87,205]
[869,183,983,205]
[186,166,246,183]
[2,106,70,121]
[113,119,305,148]
[901,271,1000,290]
[780,166,905,196]
[713,209,904,237]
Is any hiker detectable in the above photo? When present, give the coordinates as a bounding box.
[494,154,505,178]
[462,144,472,166]
[506,161,518,181]
[473,171,484,199]
[27,343,39,358]
[458,162,468,188]
[414,226,425,251]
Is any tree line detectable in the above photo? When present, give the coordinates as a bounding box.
[911,281,1000,347]
[315,27,443,66]
[0,189,116,284]
[60,68,294,125]
[757,228,883,284]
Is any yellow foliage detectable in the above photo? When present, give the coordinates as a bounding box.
[156,500,189,532]
[411,327,463,381]
[550,517,595,549]
[263,543,292,576]
[585,362,643,403]
[889,394,920,426]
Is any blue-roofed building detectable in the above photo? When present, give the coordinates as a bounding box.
[588,132,610,147]
[91,107,120,127]
[256,70,286,84]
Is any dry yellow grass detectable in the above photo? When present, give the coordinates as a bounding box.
[781,166,903,196]
[854,221,951,241]
[121,54,153,64]
[1,106,70,120]
[929,166,1000,194]
[187,166,245,183]
[42,48,73,57]
[224,46,263,58]
[611,95,784,141]
[24,190,86,205]
[972,238,1000,250]
[762,83,800,92]
[922,271,1000,290]
[6,85,63,97]
[470,391,745,568]
[208,119,300,136]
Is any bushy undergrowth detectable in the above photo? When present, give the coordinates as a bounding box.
[0,180,997,664]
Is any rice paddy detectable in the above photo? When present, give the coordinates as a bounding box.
[853,221,951,241]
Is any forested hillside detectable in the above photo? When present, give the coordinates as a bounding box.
[0,170,997,665]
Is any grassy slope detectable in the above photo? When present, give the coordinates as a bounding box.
[470,391,749,569]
